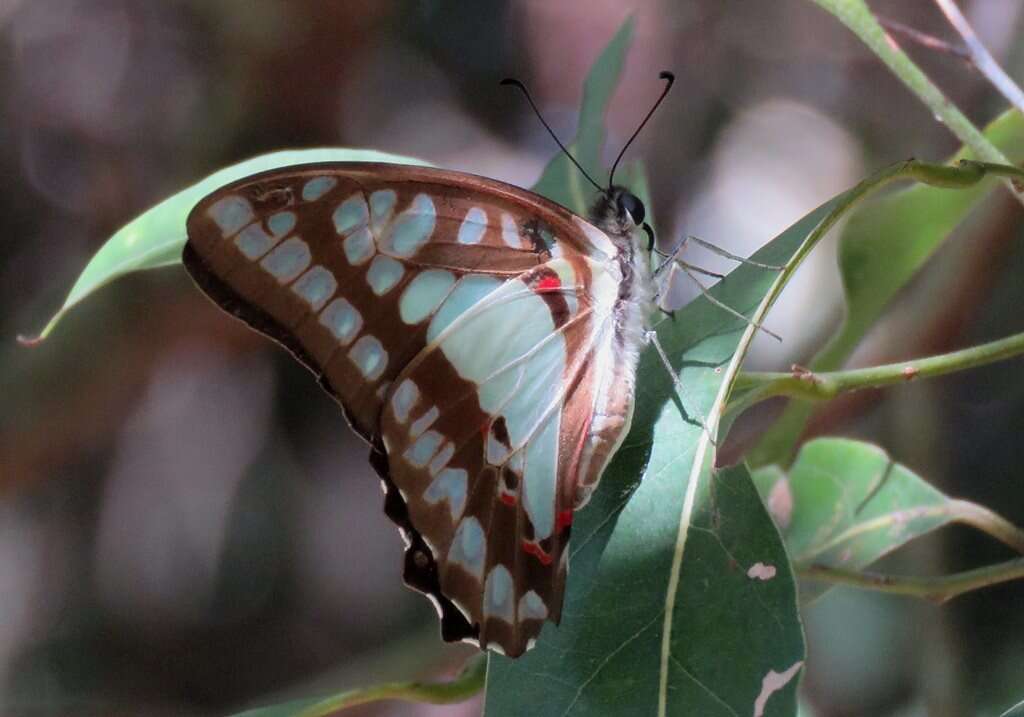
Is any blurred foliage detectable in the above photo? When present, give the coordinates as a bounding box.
[6,2,1024,717]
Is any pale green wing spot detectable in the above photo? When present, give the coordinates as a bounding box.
[301,175,337,202]
[267,211,296,237]
[457,206,488,244]
[366,255,405,295]
[291,265,337,311]
[522,414,560,540]
[235,224,278,260]
[380,193,437,257]
[399,269,457,325]
[390,379,420,423]
[518,590,548,621]
[410,406,441,439]
[209,195,254,236]
[424,468,469,521]
[318,297,362,344]
[449,516,486,579]
[369,189,397,235]
[342,228,375,265]
[500,213,520,248]
[333,195,369,235]
[426,275,504,343]
[348,334,387,380]
[426,439,453,471]
[484,565,515,622]
[405,430,445,468]
[260,237,311,283]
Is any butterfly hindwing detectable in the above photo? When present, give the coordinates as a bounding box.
[184,162,638,657]
[380,255,630,655]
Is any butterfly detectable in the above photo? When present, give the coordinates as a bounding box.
[182,76,677,658]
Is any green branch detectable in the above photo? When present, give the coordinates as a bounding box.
[734,328,1024,405]
[799,558,1024,603]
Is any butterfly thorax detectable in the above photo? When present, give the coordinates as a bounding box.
[588,185,657,339]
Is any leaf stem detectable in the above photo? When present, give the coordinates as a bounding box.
[734,328,1024,405]
[290,654,486,717]
[799,557,1024,603]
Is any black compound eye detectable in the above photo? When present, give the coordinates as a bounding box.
[619,192,645,225]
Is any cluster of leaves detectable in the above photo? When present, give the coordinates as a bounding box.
[23,4,1024,717]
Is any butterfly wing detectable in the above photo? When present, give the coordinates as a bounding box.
[380,254,634,655]
[184,162,635,656]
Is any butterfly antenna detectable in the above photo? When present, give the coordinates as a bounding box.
[501,77,604,194]
[608,71,675,188]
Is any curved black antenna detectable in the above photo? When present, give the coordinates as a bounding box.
[608,70,675,187]
[500,78,605,195]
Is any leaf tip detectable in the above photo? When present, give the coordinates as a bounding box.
[17,315,58,347]
[16,332,44,347]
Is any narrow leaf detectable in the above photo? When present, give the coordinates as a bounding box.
[21,148,430,344]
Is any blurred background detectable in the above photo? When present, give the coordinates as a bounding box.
[3,1,1024,714]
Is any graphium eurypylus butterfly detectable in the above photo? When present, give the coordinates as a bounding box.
[183,74,679,657]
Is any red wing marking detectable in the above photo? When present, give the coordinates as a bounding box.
[522,540,554,566]
[537,275,562,291]
[556,509,573,530]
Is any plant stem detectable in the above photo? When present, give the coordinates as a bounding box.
[876,15,970,60]
[799,558,1024,603]
[811,0,1022,203]
[291,654,486,716]
[734,328,1024,405]
[933,0,1024,114]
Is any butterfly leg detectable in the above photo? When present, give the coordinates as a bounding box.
[683,234,786,271]
[671,263,783,343]
[644,329,717,446]
[652,234,690,278]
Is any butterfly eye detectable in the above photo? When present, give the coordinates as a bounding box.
[619,192,645,225]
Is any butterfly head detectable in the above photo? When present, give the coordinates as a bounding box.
[590,185,648,247]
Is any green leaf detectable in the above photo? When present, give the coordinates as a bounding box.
[528,16,633,214]
[484,197,831,717]
[750,108,1024,467]
[21,148,430,344]
[751,437,1024,602]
